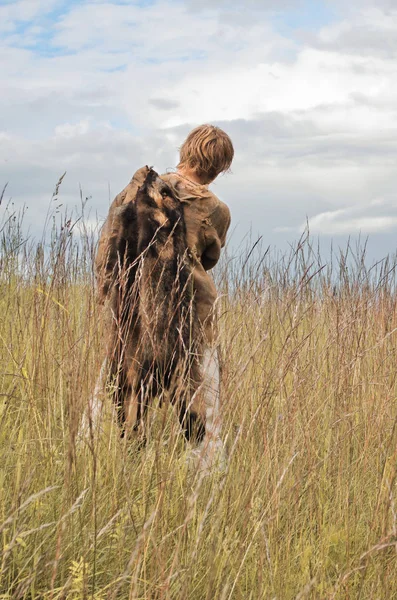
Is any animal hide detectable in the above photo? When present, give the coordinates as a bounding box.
[108,168,200,433]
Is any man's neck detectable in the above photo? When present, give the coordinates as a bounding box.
[177,167,210,186]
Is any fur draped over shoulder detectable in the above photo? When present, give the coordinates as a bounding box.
[96,168,197,388]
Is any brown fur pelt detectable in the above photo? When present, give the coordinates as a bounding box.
[105,169,203,441]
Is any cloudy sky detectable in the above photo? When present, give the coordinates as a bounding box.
[1,0,397,259]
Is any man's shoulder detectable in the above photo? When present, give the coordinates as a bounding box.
[161,172,223,208]
[210,197,231,226]
[206,188,229,218]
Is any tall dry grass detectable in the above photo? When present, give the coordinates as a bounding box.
[1,190,397,599]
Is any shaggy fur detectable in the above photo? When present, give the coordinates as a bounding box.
[106,169,205,442]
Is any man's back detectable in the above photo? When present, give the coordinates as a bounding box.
[89,124,234,467]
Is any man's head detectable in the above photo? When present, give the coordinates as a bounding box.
[177,124,234,184]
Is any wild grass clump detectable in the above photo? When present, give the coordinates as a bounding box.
[1,191,397,599]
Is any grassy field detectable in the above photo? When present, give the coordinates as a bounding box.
[1,198,397,599]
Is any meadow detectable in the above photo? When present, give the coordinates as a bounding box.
[1,190,397,599]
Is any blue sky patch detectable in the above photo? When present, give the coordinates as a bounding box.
[273,0,336,35]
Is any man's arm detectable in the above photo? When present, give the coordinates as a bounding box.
[201,202,231,271]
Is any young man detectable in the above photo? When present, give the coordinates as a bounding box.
[92,124,234,466]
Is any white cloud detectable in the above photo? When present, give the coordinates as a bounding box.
[54,119,92,138]
[277,198,397,235]
[313,7,397,57]
[1,0,397,257]
[0,0,59,31]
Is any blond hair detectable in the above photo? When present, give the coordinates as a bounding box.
[177,124,234,184]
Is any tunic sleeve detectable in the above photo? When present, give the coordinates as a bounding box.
[201,202,231,271]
